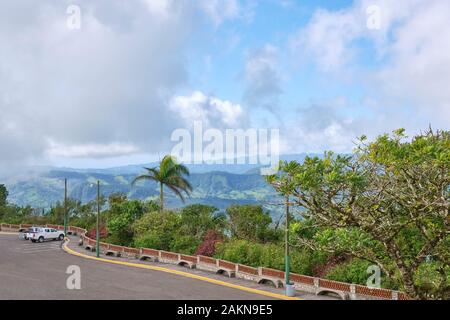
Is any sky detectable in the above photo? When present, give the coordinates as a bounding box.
[1,0,449,173]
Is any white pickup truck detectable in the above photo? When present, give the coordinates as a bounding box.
[28,227,65,243]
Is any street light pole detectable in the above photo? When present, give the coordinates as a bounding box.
[64,178,68,236]
[284,194,291,290]
[96,180,100,258]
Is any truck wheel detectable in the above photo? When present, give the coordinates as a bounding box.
[38,237,44,243]
[58,234,64,241]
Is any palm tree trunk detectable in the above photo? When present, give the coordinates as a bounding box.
[160,182,164,212]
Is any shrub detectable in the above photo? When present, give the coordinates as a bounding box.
[226,205,274,242]
[215,239,326,275]
[132,210,181,251]
[195,230,222,257]
[414,262,450,299]
[325,258,373,285]
[170,235,200,255]
[134,233,168,251]
[325,258,399,290]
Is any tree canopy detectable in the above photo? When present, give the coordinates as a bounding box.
[0,184,8,207]
[226,204,280,243]
[267,128,449,299]
[132,155,192,211]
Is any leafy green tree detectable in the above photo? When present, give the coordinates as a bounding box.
[0,184,8,207]
[226,205,278,242]
[267,128,449,299]
[170,235,200,255]
[132,155,192,212]
[68,199,98,229]
[1,204,37,224]
[179,204,222,238]
[144,200,160,213]
[106,195,144,246]
[132,204,224,254]
[133,210,181,251]
[47,198,81,225]
[0,185,48,224]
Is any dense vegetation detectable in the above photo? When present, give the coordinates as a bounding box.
[1,128,448,300]
[267,128,449,299]
[4,168,279,212]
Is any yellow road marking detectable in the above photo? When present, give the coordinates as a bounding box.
[63,239,300,301]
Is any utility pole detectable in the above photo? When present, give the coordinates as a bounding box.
[64,178,67,236]
[284,194,291,290]
[265,197,295,296]
[96,180,100,258]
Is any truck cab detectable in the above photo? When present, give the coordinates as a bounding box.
[29,227,65,243]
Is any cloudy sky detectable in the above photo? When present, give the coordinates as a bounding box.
[1,0,449,173]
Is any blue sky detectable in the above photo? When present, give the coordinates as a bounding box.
[186,1,356,105]
[0,0,449,171]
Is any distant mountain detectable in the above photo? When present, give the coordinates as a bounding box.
[60,153,318,175]
[5,169,282,216]
[3,154,322,218]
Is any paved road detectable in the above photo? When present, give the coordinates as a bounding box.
[0,233,278,300]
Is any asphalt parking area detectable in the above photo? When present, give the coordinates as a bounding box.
[0,233,280,300]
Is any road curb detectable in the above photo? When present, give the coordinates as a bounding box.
[62,238,300,301]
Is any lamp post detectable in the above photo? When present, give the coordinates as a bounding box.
[96,180,100,258]
[64,178,68,236]
[265,197,295,296]
[284,194,291,293]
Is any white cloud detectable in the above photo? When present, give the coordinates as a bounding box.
[1,0,448,175]
[280,99,360,154]
[0,0,246,173]
[288,0,450,150]
[170,91,246,128]
[142,0,173,18]
[199,0,241,26]
[290,0,424,72]
[291,8,363,72]
[372,0,450,122]
[243,44,282,111]
[46,141,139,158]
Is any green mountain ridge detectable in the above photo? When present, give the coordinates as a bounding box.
[4,155,324,218]
[6,169,284,217]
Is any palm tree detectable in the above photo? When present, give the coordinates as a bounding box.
[132,155,192,211]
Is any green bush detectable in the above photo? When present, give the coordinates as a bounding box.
[226,205,276,242]
[131,207,228,254]
[170,235,200,255]
[132,210,181,251]
[414,262,450,299]
[134,233,168,251]
[216,240,253,265]
[107,199,144,246]
[326,259,373,285]
[215,239,326,275]
[325,258,399,289]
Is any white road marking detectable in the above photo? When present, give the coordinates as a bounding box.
[15,241,63,254]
